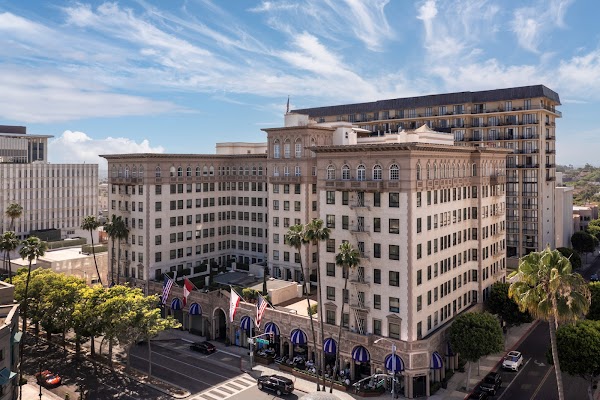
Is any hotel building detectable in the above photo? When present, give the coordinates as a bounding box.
[293,85,560,264]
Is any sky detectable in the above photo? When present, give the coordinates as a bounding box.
[1,0,599,172]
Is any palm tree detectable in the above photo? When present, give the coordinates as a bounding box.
[330,241,360,393]
[509,247,591,400]
[285,224,320,391]
[114,217,130,284]
[81,215,102,286]
[5,202,23,232]
[0,231,19,283]
[18,236,47,400]
[104,216,117,286]
[305,218,330,391]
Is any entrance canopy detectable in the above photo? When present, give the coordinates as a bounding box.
[323,338,337,355]
[352,346,370,362]
[240,316,253,332]
[430,351,443,369]
[171,298,182,310]
[290,329,307,345]
[385,354,405,372]
[189,303,202,316]
[264,322,280,336]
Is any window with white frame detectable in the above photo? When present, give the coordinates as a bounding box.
[373,164,382,180]
[295,141,302,158]
[390,164,399,180]
[295,166,301,176]
[326,165,335,180]
[284,140,291,158]
[342,164,350,180]
[357,164,366,181]
[274,140,280,158]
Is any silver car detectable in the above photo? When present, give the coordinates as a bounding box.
[502,351,523,371]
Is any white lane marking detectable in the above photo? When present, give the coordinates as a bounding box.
[197,375,256,400]
[128,353,218,386]
[149,348,236,379]
[497,358,533,400]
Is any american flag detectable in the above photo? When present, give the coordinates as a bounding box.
[161,275,174,305]
[255,294,268,328]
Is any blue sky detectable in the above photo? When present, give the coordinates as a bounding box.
[1,0,599,170]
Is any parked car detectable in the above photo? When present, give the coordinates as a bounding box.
[36,370,62,387]
[257,374,294,396]
[502,351,524,371]
[467,391,489,400]
[190,341,216,354]
[479,372,502,395]
[590,274,599,282]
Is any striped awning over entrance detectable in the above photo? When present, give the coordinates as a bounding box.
[171,298,182,310]
[323,338,337,354]
[385,354,405,372]
[264,322,280,336]
[431,351,443,369]
[352,346,370,362]
[188,303,202,316]
[240,316,253,332]
[290,329,307,345]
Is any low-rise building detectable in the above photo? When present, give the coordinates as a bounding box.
[573,204,599,232]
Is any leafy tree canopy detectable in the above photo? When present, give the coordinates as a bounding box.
[557,247,582,270]
[486,282,531,326]
[449,312,503,362]
[572,231,596,255]
[589,282,600,321]
[557,320,600,386]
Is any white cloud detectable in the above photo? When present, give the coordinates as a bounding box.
[248,1,299,13]
[511,0,573,54]
[49,131,165,169]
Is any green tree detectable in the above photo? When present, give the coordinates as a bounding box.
[571,231,596,262]
[304,218,330,392]
[331,242,360,393]
[12,268,54,341]
[486,282,531,326]
[5,202,23,231]
[0,231,19,283]
[556,320,600,400]
[589,219,600,229]
[449,312,503,391]
[72,285,107,357]
[104,216,117,286]
[81,215,102,286]
[587,225,600,242]
[557,247,582,270]
[589,282,600,320]
[285,224,319,391]
[509,247,591,400]
[17,236,47,400]
[114,216,129,285]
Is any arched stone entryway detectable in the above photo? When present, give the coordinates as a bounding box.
[213,308,227,341]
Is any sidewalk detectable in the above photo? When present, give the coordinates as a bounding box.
[21,382,63,400]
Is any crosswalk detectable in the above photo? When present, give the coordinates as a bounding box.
[188,375,256,400]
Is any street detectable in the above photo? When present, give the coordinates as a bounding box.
[478,322,588,400]
[580,252,600,280]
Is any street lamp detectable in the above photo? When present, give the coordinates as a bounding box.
[374,338,398,399]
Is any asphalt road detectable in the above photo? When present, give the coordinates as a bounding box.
[473,322,588,400]
[580,252,600,280]
[129,339,246,395]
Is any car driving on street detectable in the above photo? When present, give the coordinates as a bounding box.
[479,372,502,395]
[190,341,216,354]
[502,351,524,371]
[257,374,294,396]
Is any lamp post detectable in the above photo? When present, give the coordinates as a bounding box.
[374,338,397,399]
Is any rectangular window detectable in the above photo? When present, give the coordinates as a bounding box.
[373,319,382,336]
[389,192,399,207]
[326,310,336,325]
[374,269,381,284]
[389,297,400,313]
[389,245,399,260]
[326,262,335,277]
[417,192,421,207]
[417,270,422,285]
[417,218,422,233]
[374,243,381,258]
[374,218,381,232]
[326,239,336,252]
[374,294,381,310]
[326,286,336,301]
[342,191,349,205]
[374,192,381,207]
[342,215,349,230]
[326,191,335,204]
[389,322,400,339]
[417,295,422,311]
[389,271,400,286]
[326,214,336,228]
[389,219,399,234]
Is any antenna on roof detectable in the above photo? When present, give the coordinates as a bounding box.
[286,96,290,114]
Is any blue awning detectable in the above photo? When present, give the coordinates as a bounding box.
[323,338,337,355]
[171,297,182,311]
[431,351,443,369]
[385,354,405,372]
[240,316,253,332]
[264,322,280,336]
[188,303,202,316]
[0,368,16,385]
[290,329,307,345]
[352,346,370,362]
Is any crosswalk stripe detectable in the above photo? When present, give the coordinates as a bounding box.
[194,374,256,400]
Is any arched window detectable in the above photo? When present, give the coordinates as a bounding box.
[284,139,291,158]
[357,164,366,181]
[177,167,183,177]
[390,164,399,180]
[462,163,466,177]
[238,166,243,175]
[295,138,302,158]
[170,166,176,177]
[244,166,249,175]
[186,166,192,177]
[311,138,316,157]
[433,163,438,179]
[273,140,280,159]
[196,167,201,176]
[416,163,421,180]
[124,167,130,178]
[342,164,350,180]
[138,166,144,178]
[252,166,257,176]
[373,164,382,180]
[112,166,117,178]
[326,165,336,180]
[231,166,236,175]
[209,166,214,176]
[452,163,456,177]
[155,166,161,178]
[131,166,137,178]
[258,166,263,176]
[273,166,280,177]
[426,163,431,180]
[203,166,208,176]
[472,164,477,177]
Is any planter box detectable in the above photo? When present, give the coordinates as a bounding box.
[278,363,295,372]
[291,370,347,392]
[254,355,274,365]
[355,389,385,397]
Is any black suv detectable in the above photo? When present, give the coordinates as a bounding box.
[257,374,294,396]
[190,341,216,354]
[479,372,502,396]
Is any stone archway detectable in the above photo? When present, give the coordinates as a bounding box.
[213,308,227,341]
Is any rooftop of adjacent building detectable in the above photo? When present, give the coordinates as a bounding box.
[292,84,561,117]
[10,245,92,267]
[0,124,53,139]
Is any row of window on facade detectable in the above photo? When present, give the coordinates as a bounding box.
[272,138,315,159]
[112,165,265,178]
[325,160,505,181]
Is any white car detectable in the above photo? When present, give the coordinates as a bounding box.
[502,351,524,371]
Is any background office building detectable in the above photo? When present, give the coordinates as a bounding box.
[0,125,98,239]
[293,85,560,265]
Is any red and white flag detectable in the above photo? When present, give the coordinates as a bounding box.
[255,294,268,328]
[183,278,195,306]
[229,288,241,322]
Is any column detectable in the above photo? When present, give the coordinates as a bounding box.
[350,360,355,380]
[406,375,412,399]
[425,373,430,397]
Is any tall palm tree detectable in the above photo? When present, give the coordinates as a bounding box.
[104,216,117,286]
[330,241,360,393]
[5,202,23,232]
[305,218,330,391]
[18,236,47,400]
[0,231,19,284]
[285,224,320,391]
[114,217,129,285]
[81,215,102,286]
[509,247,591,400]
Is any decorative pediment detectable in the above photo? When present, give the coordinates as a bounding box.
[386,314,402,321]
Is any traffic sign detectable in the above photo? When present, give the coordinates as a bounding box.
[255,338,269,345]
[248,338,254,345]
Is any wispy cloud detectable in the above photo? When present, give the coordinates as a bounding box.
[511,0,573,54]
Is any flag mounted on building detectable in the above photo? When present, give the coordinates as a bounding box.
[255,294,269,328]
[161,275,174,305]
[229,288,241,322]
[183,278,196,307]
